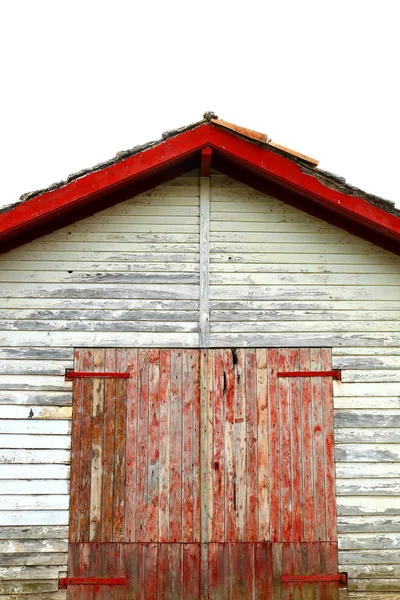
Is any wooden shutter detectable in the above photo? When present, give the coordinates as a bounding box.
[67,347,340,599]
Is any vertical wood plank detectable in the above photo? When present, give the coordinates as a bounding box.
[279,348,292,543]
[271,542,283,600]
[230,543,254,600]
[145,543,159,600]
[170,350,183,542]
[125,348,138,542]
[136,349,149,542]
[101,348,116,542]
[183,543,201,600]
[200,349,211,600]
[183,350,195,542]
[192,351,201,543]
[268,348,280,542]
[224,349,236,542]
[78,348,94,542]
[290,349,303,543]
[206,349,214,544]
[199,176,210,348]
[159,350,171,543]
[311,348,326,541]
[69,349,83,543]
[256,348,269,541]
[208,543,229,600]
[234,348,247,541]
[113,348,127,542]
[158,543,169,600]
[90,348,105,542]
[246,349,258,542]
[321,349,337,542]
[211,348,225,542]
[255,543,268,600]
[282,543,294,600]
[147,350,160,543]
[299,348,314,542]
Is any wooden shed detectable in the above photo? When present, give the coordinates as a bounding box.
[0,113,400,599]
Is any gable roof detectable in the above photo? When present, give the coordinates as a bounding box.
[1,112,400,255]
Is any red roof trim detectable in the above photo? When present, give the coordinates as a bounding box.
[207,126,400,238]
[1,122,400,253]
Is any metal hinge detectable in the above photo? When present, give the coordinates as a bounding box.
[65,369,130,380]
[282,573,347,584]
[277,370,341,380]
[59,577,126,588]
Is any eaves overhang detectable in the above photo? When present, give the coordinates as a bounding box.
[1,121,400,255]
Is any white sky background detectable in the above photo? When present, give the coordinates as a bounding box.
[0,0,399,209]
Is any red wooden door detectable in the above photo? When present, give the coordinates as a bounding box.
[66,348,340,599]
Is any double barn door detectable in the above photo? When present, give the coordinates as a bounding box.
[67,348,339,599]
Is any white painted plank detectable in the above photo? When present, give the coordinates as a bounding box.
[0,298,198,310]
[0,331,199,347]
[0,449,70,464]
[0,525,68,539]
[210,272,400,286]
[0,320,198,333]
[0,271,199,284]
[210,322,400,333]
[0,538,67,553]
[0,511,69,526]
[208,333,400,348]
[335,444,400,462]
[0,480,69,495]
[334,383,400,397]
[339,533,400,550]
[335,429,400,443]
[0,591,66,600]
[343,564,400,578]
[334,356,400,369]
[336,463,400,479]
[338,516,400,534]
[334,398,400,410]
[0,551,67,565]
[341,371,400,383]
[0,391,72,406]
[210,252,398,264]
[335,411,400,428]
[0,261,199,272]
[1,251,199,263]
[211,310,400,322]
[337,496,400,515]
[0,565,66,580]
[210,284,400,301]
[0,420,70,435]
[0,375,71,392]
[336,479,400,496]
[0,435,71,449]
[0,283,200,299]
[0,406,72,419]
[0,361,72,376]
[0,496,69,511]
[211,300,400,311]
[0,465,69,480]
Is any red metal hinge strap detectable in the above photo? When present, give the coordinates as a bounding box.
[65,369,130,380]
[59,577,126,588]
[277,370,341,380]
[282,573,347,584]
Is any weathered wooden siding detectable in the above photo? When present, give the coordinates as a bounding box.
[0,174,199,596]
[0,170,399,596]
[209,173,400,594]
